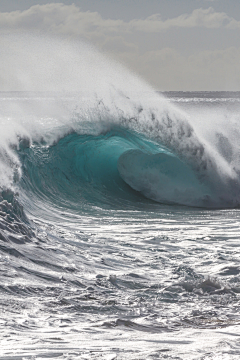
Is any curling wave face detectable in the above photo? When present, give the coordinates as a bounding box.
[1,91,240,214]
[18,127,217,216]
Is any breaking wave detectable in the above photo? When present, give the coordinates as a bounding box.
[0,34,240,223]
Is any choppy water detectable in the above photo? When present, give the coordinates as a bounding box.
[1,35,240,359]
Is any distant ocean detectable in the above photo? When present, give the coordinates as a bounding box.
[1,35,240,359]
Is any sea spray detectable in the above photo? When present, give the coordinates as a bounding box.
[0,33,239,207]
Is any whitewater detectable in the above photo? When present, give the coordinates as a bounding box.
[1,34,240,359]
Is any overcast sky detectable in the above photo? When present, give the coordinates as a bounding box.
[1,0,240,91]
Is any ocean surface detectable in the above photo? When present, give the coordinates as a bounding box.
[1,89,240,360]
[1,36,240,359]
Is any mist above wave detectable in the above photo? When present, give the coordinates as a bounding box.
[0,33,239,208]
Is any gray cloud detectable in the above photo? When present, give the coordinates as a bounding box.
[0,3,239,35]
[129,7,240,31]
[0,3,240,90]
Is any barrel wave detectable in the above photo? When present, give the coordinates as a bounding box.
[1,89,240,213]
[18,128,216,214]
